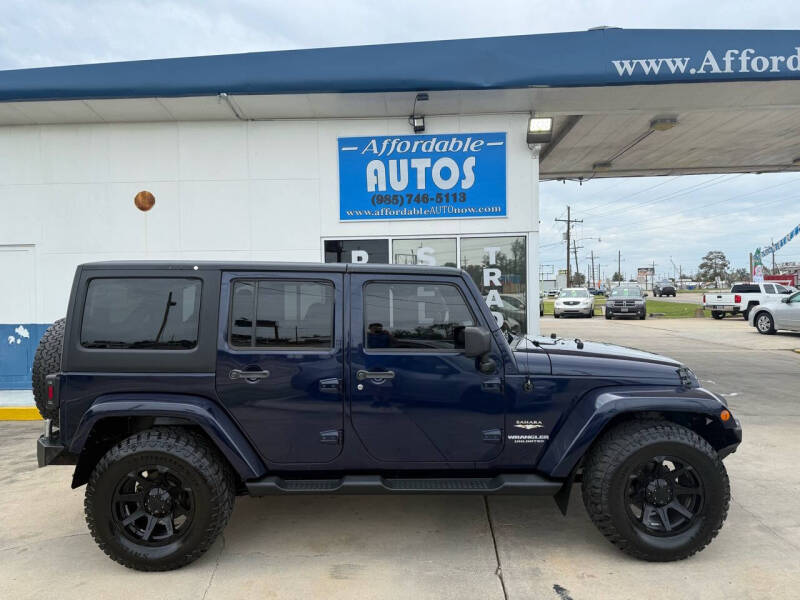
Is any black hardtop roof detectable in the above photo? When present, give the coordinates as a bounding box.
[79,260,465,276]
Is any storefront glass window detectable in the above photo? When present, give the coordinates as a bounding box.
[460,236,527,334]
[391,238,457,267]
[324,239,389,264]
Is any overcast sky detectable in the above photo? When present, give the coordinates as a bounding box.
[1,0,799,279]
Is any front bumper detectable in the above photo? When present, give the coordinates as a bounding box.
[36,420,76,467]
[554,305,592,315]
[606,304,645,315]
[718,417,743,459]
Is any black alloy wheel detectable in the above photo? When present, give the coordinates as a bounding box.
[625,455,704,536]
[112,465,195,546]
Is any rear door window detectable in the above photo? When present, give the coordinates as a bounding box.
[230,280,334,348]
[763,284,776,293]
[81,278,201,349]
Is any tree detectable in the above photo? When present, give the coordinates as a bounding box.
[698,250,730,282]
[569,272,586,286]
[612,272,624,282]
[730,267,750,283]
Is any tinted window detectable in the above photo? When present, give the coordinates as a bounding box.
[775,284,790,293]
[731,284,760,293]
[230,280,333,348]
[364,282,474,350]
[81,278,201,349]
[324,239,389,263]
[763,284,775,293]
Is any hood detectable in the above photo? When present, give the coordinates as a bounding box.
[514,335,688,381]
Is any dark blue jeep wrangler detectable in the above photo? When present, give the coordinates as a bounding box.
[35,261,741,571]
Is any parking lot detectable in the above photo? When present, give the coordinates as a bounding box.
[1,316,798,600]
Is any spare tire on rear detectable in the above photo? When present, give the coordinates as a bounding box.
[32,318,65,423]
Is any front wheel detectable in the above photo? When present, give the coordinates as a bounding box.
[755,311,776,335]
[605,311,612,320]
[582,420,730,561]
[553,313,560,319]
[85,428,235,571]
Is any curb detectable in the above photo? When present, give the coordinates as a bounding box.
[0,407,42,421]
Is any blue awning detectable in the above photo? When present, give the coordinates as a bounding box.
[1,28,800,102]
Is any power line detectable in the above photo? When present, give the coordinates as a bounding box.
[589,174,741,223]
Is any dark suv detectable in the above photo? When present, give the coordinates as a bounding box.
[654,281,677,297]
[605,285,647,319]
[35,262,740,571]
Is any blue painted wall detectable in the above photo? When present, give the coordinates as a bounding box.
[0,324,50,389]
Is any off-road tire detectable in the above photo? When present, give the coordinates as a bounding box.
[582,420,730,562]
[85,427,235,571]
[711,311,724,320]
[32,318,65,422]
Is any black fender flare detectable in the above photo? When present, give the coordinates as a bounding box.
[69,393,266,483]
[537,386,739,479]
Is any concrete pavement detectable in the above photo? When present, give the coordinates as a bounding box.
[1,317,798,599]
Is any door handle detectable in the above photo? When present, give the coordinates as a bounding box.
[356,370,395,381]
[229,369,271,382]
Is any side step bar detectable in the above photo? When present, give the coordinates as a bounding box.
[246,474,562,496]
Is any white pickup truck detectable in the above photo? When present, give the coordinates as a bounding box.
[703,282,793,320]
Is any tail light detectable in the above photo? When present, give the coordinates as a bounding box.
[44,374,59,413]
[734,294,741,303]
[702,294,706,304]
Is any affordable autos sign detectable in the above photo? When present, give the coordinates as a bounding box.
[611,47,800,80]
[338,132,506,221]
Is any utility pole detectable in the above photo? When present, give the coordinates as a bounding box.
[651,260,656,290]
[618,250,622,283]
[772,239,776,272]
[590,251,596,288]
[555,206,582,287]
[573,239,580,285]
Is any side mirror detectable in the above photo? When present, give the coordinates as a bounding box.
[782,297,790,303]
[464,326,492,357]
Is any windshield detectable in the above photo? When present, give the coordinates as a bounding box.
[559,289,590,298]
[610,287,642,298]
[501,295,525,309]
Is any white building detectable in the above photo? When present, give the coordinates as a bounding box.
[3,28,800,404]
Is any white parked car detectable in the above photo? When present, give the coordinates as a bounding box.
[553,288,594,318]
[749,291,800,334]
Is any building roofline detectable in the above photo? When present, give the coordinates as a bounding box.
[2,29,800,103]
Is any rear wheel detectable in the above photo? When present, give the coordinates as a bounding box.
[582,420,730,561]
[85,428,234,571]
[755,311,776,335]
[711,311,724,320]
[32,318,65,423]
